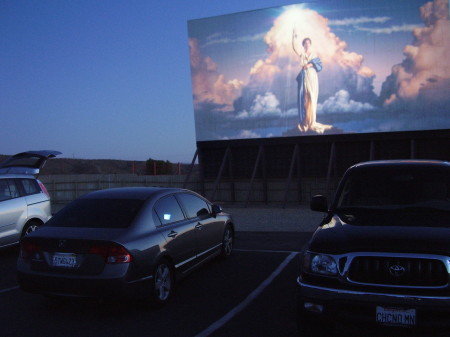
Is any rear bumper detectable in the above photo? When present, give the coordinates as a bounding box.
[17,263,152,299]
[297,277,450,329]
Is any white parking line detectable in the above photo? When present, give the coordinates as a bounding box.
[0,286,19,294]
[195,251,298,337]
[234,248,300,254]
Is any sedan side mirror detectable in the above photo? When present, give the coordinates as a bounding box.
[310,195,328,213]
[211,204,223,217]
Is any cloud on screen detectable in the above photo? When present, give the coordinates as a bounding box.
[190,0,450,140]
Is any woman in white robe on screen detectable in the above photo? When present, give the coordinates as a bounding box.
[292,31,331,134]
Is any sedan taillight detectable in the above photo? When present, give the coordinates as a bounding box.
[20,241,41,259]
[88,244,132,264]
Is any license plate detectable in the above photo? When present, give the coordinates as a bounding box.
[376,306,416,326]
[52,253,77,268]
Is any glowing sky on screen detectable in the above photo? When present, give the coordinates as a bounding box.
[188,0,450,141]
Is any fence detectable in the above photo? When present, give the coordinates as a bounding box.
[40,174,338,206]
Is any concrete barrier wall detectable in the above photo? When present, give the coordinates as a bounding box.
[40,174,339,206]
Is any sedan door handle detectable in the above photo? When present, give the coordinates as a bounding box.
[168,230,178,238]
[195,223,202,230]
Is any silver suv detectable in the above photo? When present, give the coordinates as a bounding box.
[0,150,60,248]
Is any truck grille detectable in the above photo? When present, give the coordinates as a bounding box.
[348,256,448,287]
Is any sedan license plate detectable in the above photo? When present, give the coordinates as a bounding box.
[52,253,77,268]
[376,306,416,326]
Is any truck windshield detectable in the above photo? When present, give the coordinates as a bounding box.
[337,167,450,210]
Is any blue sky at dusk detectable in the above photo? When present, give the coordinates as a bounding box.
[1,0,294,162]
[2,0,448,161]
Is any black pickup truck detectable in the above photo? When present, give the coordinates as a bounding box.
[297,160,450,336]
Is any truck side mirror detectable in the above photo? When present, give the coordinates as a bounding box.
[310,195,328,213]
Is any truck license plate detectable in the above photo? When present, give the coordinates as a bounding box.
[52,253,77,268]
[376,306,416,326]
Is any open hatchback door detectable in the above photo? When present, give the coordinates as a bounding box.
[0,150,61,177]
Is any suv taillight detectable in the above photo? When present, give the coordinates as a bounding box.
[37,180,50,198]
[88,244,132,264]
[20,241,41,259]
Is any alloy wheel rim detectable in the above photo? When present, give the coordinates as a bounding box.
[223,230,233,255]
[155,264,171,301]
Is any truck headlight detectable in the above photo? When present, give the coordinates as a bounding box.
[304,252,338,276]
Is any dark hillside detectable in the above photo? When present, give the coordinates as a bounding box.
[0,155,197,175]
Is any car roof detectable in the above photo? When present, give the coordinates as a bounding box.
[79,187,189,201]
[351,159,450,170]
[0,174,40,180]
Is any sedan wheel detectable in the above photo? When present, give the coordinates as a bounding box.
[152,260,173,305]
[220,226,233,258]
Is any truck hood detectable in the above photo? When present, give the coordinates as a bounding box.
[309,209,450,255]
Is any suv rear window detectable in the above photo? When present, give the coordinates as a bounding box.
[0,179,21,201]
[46,199,144,228]
[20,179,40,195]
[0,180,12,201]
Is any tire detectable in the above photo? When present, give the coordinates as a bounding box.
[297,310,333,337]
[44,294,70,305]
[22,221,41,237]
[151,259,173,306]
[220,225,233,258]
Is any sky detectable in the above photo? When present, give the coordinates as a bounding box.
[2,1,449,163]
[1,0,296,163]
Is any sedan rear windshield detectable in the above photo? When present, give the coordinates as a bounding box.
[46,199,144,228]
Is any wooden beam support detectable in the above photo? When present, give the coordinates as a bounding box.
[209,146,231,201]
[183,149,198,189]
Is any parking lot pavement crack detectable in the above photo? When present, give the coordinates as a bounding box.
[195,252,298,337]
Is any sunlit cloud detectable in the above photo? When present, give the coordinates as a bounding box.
[328,16,391,26]
[220,129,262,140]
[203,32,266,47]
[237,130,261,138]
[318,90,376,114]
[328,16,422,35]
[189,38,244,112]
[237,5,377,115]
[380,0,450,106]
[358,24,422,34]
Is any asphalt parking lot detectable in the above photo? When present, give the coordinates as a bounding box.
[2,205,447,337]
[0,231,308,337]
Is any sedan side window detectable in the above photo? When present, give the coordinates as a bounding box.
[177,193,210,219]
[154,195,185,226]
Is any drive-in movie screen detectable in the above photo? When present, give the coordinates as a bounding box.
[188,0,450,141]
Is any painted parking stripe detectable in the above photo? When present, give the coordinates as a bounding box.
[195,251,298,337]
[234,248,300,254]
[0,286,19,294]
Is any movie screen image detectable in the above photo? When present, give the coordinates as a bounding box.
[188,0,450,141]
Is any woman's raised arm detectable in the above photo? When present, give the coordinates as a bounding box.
[292,29,301,57]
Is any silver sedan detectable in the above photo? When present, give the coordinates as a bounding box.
[17,187,234,305]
